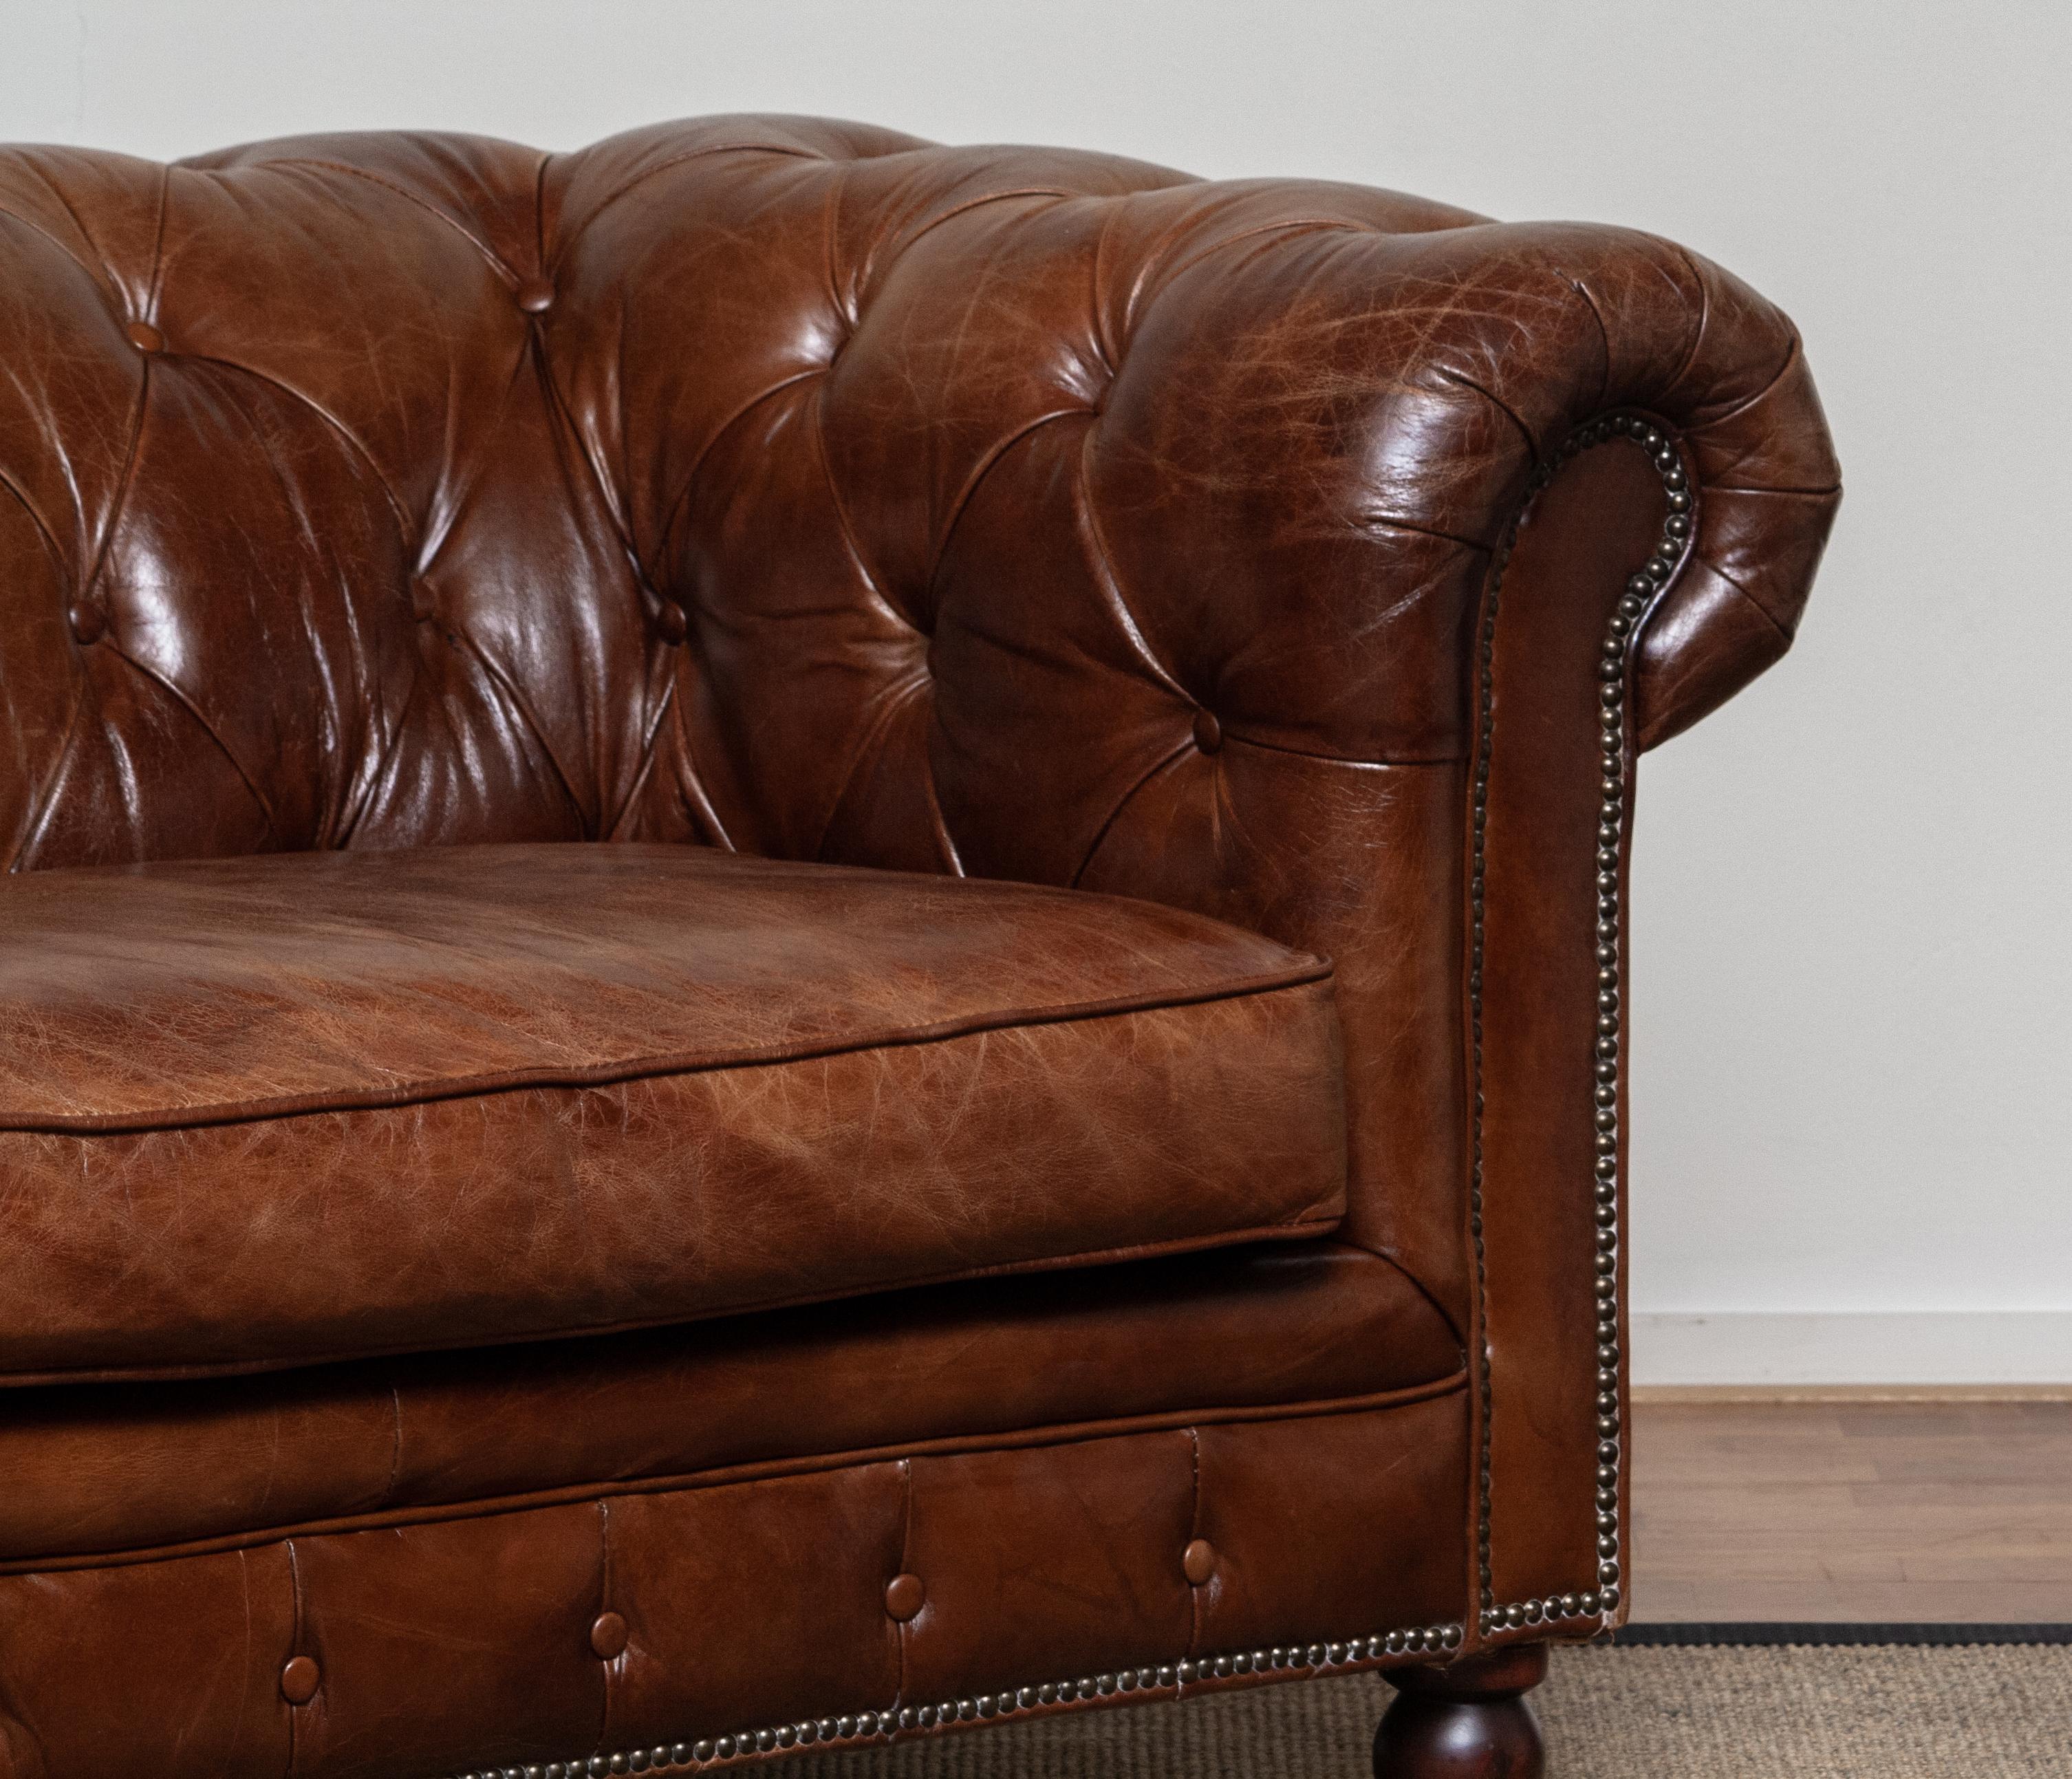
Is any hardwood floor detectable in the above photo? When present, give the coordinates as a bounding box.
[1628,1397,2072,1622]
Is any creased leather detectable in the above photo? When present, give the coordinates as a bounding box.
[0,116,1838,1774]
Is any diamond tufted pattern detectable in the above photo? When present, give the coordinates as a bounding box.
[0,114,1837,870]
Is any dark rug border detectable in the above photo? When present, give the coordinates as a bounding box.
[1613,1623,2072,1647]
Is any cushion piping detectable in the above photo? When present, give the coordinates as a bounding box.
[0,959,1332,1136]
[0,1214,1347,1390]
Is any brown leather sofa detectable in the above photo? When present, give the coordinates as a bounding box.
[0,118,1838,1778]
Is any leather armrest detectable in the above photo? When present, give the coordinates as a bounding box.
[1056,211,1842,753]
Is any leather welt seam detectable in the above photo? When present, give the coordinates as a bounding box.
[0,1370,1467,1576]
[0,964,1335,1136]
[1216,735,1467,769]
[0,1214,1348,1390]
[1698,481,1842,499]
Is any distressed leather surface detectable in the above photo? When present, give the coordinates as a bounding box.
[0,843,1343,1383]
[0,115,1838,1335]
[0,116,1839,1774]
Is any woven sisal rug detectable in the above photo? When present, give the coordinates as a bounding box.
[792,1633,2072,1778]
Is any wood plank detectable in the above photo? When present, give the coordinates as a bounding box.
[1635,1384,2072,1403]
[1628,1399,2072,1621]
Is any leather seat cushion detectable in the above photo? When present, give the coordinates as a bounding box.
[0,843,1346,1383]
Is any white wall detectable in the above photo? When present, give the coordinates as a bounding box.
[6,1,2067,1381]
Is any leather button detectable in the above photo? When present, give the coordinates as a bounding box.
[125,321,164,354]
[279,1654,321,1705]
[1191,710,1223,754]
[67,603,105,645]
[883,1573,925,1622]
[654,600,689,646]
[589,1610,628,1660]
[515,277,555,315]
[1182,1538,1217,1586]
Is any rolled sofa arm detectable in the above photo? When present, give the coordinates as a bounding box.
[1055,211,1843,755]
[552,125,1842,1650]
[1611,260,1842,746]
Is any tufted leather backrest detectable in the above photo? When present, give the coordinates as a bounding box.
[0,115,1473,870]
[0,116,1839,1327]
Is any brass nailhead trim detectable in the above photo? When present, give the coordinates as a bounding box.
[1471,412,1692,1640]
[435,1620,1466,1776]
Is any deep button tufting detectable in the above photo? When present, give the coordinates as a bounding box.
[67,603,105,645]
[123,320,164,354]
[654,599,689,646]
[514,277,555,315]
[1182,1538,1218,1586]
[279,1655,321,1705]
[1191,710,1224,755]
[884,1573,926,1621]
[589,1611,628,1661]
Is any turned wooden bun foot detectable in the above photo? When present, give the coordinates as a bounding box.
[1372,1643,1549,1778]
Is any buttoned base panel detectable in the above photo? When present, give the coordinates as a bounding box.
[0,1392,1469,1779]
